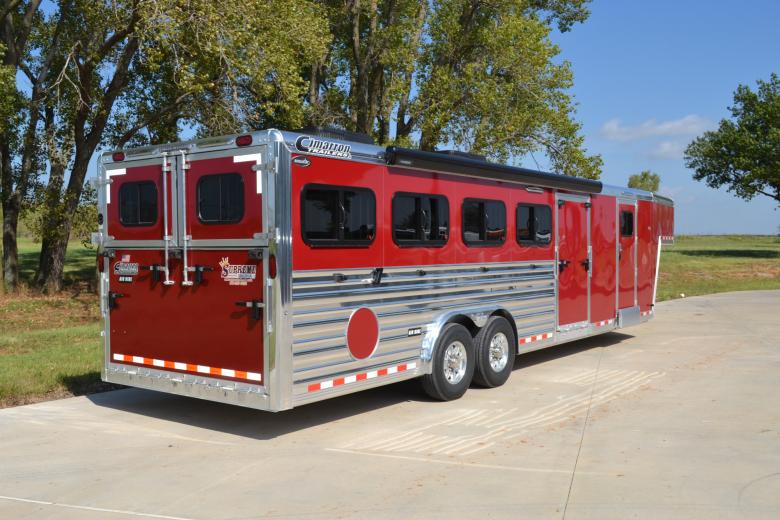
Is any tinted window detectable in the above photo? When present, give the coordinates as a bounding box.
[198,173,244,224]
[119,181,157,226]
[462,199,506,246]
[392,193,449,246]
[302,185,375,246]
[621,210,634,236]
[517,204,552,245]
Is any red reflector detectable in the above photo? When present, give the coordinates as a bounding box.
[235,135,253,147]
[112,151,125,161]
[96,255,104,273]
[268,254,277,279]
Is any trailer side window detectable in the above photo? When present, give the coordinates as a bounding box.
[462,199,506,246]
[302,184,376,246]
[198,173,244,224]
[620,210,634,236]
[119,181,158,227]
[517,204,552,246]
[392,193,449,246]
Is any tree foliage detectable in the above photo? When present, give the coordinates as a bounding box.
[628,170,660,192]
[308,0,601,178]
[685,73,780,204]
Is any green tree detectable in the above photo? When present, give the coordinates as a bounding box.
[685,73,780,204]
[628,170,660,192]
[308,0,602,178]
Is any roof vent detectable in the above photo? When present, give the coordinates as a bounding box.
[293,126,375,145]
[434,149,487,162]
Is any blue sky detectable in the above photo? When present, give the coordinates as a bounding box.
[541,0,780,234]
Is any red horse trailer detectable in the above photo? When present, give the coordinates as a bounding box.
[95,129,674,411]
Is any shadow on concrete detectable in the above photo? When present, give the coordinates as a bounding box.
[87,331,633,441]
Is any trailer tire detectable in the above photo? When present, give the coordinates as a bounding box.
[422,323,475,401]
[473,316,516,388]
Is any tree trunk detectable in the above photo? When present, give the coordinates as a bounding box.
[1,196,19,292]
[36,220,70,294]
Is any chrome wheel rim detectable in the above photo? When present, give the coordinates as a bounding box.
[488,332,509,372]
[443,341,468,385]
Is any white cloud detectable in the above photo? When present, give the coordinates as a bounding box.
[647,140,687,160]
[601,115,712,142]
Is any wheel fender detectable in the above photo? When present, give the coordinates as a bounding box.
[421,305,511,369]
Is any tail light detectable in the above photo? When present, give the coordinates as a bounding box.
[235,135,253,147]
[268,254,277,279]
[112,151,125,161]
[97,254,105,273]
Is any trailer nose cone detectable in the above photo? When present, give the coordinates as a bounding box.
[347,307,380,360]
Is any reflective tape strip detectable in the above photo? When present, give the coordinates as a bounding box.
[112,353,261,383]
[518,332,553,345]
[307,362,416,393]
[594,318,615,327]
[641,310,653,317]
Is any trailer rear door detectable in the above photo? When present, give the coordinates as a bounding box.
[104,146,268,386]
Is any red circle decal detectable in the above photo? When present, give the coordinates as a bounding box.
[346,307,380,360]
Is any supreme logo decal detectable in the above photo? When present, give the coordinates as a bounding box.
[219,257,256,286]
[294,135,351,159]
[113,261,139,277]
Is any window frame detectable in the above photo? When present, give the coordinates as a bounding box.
[620,210,635,237]
[196,172,245,225]
[391,192,450,248]
[516,203,552,247]
[118,181,158,227]
[461,198,507,247]
[301,183,377,248]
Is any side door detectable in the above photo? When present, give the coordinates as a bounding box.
[557,194,591,328]
[618,200,637,309]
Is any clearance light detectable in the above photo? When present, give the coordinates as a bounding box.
[268,254,277,279]
[112,152,125,161]
[236,135,253,147]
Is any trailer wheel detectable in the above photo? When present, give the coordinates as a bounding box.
[473,316,516,388]
[422,323,475,401]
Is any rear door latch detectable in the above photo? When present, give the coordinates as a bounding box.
[108,291,125,310]
[235,300,264,321]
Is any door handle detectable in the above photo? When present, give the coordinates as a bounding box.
[558,259,570,273]
[141,264,165,283]
[235,300,264,321]
[108,291,125,310]
[580,258,590,272]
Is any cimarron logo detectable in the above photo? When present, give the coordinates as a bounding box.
[294,136,351,159]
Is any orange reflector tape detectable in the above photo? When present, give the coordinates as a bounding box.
[112,353,261,382]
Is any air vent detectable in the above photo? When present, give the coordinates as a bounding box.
[293,126,375,145]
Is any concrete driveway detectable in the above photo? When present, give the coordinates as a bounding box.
[1,290,779,520]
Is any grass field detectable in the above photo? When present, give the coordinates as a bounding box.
[0,234,778,407]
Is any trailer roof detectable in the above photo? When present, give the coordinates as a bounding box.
[103,128,673,206]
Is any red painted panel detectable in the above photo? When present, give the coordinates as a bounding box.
[292,157,556,271]
[618,204,636,309]
[184,156,263,240]
[109,249,263,382]
[558,200,589,325]
[637,200,656,312]
[105,163,169,241]
[590,195,616,322]
[292,155,385,270]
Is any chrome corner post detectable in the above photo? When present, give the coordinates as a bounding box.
[265,130,294,411]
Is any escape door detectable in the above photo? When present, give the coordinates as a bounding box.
[105,148,268,385]
[557,196,590,328]
[618,202,637,309]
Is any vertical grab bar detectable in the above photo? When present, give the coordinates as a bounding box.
[161,153,174,285]
[180,150,193,286]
